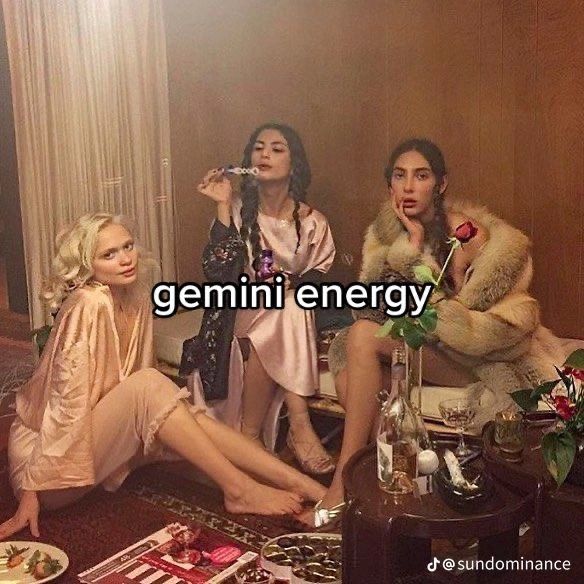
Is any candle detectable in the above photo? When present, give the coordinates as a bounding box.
[494,410,525,462]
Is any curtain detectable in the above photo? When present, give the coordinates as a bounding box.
[2,0,176,328]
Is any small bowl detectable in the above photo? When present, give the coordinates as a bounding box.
[433,466,494,512]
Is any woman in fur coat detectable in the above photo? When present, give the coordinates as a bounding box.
[309,138,565,526]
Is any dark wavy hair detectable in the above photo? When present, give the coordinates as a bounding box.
[239,122,311,268]
[384,138,450,269]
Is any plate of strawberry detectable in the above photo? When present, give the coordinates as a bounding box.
[0,541,68,583]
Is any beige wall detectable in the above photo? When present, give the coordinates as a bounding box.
[164,0,584,338]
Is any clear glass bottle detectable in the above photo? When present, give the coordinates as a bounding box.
[376,349,419,494]
[256,249,274,280]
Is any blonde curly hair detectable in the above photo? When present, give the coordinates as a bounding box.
[42,213,155,312]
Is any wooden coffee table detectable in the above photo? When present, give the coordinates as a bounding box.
[342,432,537,583]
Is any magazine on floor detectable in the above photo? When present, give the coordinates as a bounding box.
[77,522,257,583]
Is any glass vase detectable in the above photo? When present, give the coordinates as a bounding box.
[405,343,422,411]
[377,349,419,494]
[403,341,432,450]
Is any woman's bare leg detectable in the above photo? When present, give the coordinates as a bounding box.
[240,345,277,443]
[158,405,303,515]
[318,320,400,511]
[191,409,326,503]
[38,368,317,516]
[313,321,477,517]
[335,368,348,407]
[418,346,477,386]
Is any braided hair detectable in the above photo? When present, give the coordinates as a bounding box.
[384,138,451,270]
[239,123,311,269]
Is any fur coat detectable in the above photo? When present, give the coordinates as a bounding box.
[328,199,566,427]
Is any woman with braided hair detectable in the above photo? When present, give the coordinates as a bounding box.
[185,123,336,474]
[302,137,565,526]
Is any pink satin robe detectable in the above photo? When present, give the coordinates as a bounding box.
[8,283,187,497]
[191,198,335,437]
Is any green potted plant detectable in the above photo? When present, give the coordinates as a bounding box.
[511,349,584,486]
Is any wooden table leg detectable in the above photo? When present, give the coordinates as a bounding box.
[343,503,431,583]
[387,534,431,581]
[477,528,523,584]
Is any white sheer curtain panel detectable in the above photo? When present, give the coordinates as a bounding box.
[2,0,176,328]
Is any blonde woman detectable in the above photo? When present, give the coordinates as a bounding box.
[0,213,325,540]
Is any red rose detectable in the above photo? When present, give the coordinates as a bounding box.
[454,221,478,244]
[563,366,584,381]
[553,395,576,421]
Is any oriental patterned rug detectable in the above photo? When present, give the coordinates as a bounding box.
[0,335,305,580]
[0,455,310,584]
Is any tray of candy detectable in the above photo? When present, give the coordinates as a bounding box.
[260,533,341,583]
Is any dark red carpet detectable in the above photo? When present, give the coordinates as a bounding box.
[0,456,310,583]
[0,337,310,582]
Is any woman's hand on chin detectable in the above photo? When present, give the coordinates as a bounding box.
[391,194,424,252]
[197,168,233,205]
[0,490,40,540]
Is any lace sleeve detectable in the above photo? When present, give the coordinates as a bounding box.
[202,222,247,282]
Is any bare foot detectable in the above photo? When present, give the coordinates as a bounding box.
[297,506,317,527]
[296,483,345,529]
[224,478,303,516]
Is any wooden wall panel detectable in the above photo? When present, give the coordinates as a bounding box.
[385,1,442,143]
[500,0,538,237]
[434,1,482,201]
[163,0,389,283]
[531,0,584,334]
[163,0,584,338]
[477,0,504,212]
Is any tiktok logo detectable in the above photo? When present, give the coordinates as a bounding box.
[427,558,440,572]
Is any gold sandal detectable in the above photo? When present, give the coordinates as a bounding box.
[286,430,336,475]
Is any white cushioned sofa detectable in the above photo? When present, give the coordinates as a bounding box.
[154,311,583,427]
